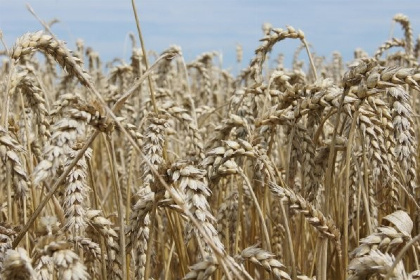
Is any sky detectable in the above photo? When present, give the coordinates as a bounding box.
[1,0,419,73]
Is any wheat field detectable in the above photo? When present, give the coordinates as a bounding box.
[0,11,420,280]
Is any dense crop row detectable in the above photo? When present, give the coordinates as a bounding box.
[0,13,420,280]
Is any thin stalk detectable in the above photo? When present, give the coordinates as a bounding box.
[18,92,32,252]
[131,0,158,114]
[361,135,373,235]
[343,111,360,278]
[87,159,107,280]
[6,162,12,223]
[164,241,176,280]
[238,168,271,252]
[23,199,28,251]
[301,38,318,80]
[320,86,348,280]
[310,240,318,276]
[165,209,188,276]
[280,200,298,280]
[104,134,127,280]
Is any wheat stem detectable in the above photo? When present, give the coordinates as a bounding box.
[105,134,127,280]
[238,168,271,252]
[279,199,297,280]
[131,0,158,114]
[343,111,360,278]
[302,38,318,80]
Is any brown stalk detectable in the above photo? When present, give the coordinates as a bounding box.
[103,134,126,280]
[343,110,360,279]
[131,0,158,114]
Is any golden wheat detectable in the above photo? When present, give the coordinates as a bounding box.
[0,11,420,280]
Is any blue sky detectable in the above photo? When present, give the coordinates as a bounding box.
[1,0,419,72]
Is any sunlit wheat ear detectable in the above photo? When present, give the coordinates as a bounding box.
[365,96,399,209]
[183,255,218,280]
[161,101,204,159]
[289,123,320,203]
[63,146,92,235]
[235,244,291,280]
[168,161,224,252]
[357,101,392,183]
[34,254,53,280]
[41,241,89,280]
[217,191,238,253]
[0,126,29,201]
[374,38,405,61]
[128,185,153,279]
[11,31,91,85]
[0,224,18,272]
[378,65,420,91]
[188,60,212,106]
[348,250,407,280]
[69,236,101,278]
[128,114,168,279]
[387,86,417,194]
[156,45,180,89]
[350,210,413,258]
[9,65,51,145]
[108,64,134,92]
[393,13,413,57]
[268,182,342,256]
[85,210,121,279]
[386,51,415,66]
[250,25,305,83]
[270,200,286,260]
[202,114,251,177]
[262,22,273,35]
[32,93,87,184]
[1,247,36,279]
[258,84,356,130]
[33,93,106,186]
[118,120,144,202]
